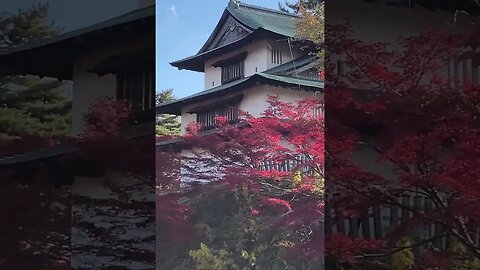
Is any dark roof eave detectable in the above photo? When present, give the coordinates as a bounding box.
[0,6,155,79]
[87,47,155,76]
[156,76,253,115]
[156,73,323,115]
[156,122,250,151]
[0,121,154,167]
[169,28,287,72]
[0,6,155,57]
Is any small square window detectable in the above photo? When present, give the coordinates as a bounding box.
[271,49,283,65]
[221,61,244,84]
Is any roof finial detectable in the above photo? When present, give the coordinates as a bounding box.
[229,0,240,9]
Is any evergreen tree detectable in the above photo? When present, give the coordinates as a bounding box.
[0,4,71,269]
[0,3,60,48]
[156,89,180,136]
[0,3,70,139]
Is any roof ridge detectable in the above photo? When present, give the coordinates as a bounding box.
[235,2,301,18]
[88,5,154,27]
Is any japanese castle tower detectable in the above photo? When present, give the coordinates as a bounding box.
[156,0,323,139]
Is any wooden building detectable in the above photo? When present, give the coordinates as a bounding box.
[0,1,155,269]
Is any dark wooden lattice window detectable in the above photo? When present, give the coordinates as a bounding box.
[116,69,155,122]
[196,104,240,130]
[221,61,244,84]
[117,69,155,111]
[448,53,480,88]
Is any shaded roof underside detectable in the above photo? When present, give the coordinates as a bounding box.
[170,28,290,72]
[0,6,155,80]
[0,121,154,167]
[87,47,155,76]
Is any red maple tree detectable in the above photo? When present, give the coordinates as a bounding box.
[323,20,480,268]
[156,96,324,267]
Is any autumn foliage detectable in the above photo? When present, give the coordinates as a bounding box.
[324,20,480,269]
[156,96,324,268]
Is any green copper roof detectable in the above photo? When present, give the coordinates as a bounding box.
[257,73,323,89]
[156,71,322,114]
[264,54,319,75]
[227,2,300,38]
[156,77,251,114]
[170,1,300,72]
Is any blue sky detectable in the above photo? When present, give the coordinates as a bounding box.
[157,0,282,98]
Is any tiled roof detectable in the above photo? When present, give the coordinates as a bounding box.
[0,121,153,167]
[170,1,301,72]
[227,2,300,38]
[257,72,323,89]
[156,77,251,114]
[0,144,78,166]
[264,54,320,75]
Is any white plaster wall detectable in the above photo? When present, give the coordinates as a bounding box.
[240,85,317,117]
[180,106,197,135]
[203,39,307,90]
[72,50,116,135]
[180,85,318,134]
[72,34,154,134]
[204,40,270,90]
[266,39,304,70]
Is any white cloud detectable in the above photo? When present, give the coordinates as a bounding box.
[169,5,177,17]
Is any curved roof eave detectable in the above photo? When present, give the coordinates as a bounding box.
[169,28,287,72]
[156,73,323,115]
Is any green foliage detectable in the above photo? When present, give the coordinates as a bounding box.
[189,243,238,270]
[0,76,71,137]
[156,89,180,136]
[0,3,61,48]
[298,3,324,72]
[0,5,70,138]
[391,237,415,270]
[279,0,324,72]
[161,185,321,270]
[448,237,480,269]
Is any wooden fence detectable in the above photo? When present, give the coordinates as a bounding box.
[325,193,453,254]
[257,159,480,254]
